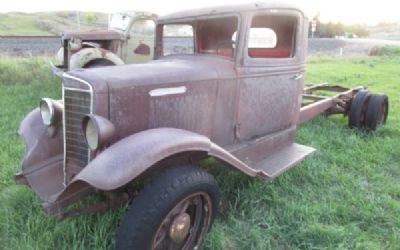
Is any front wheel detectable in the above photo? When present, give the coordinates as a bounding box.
[116,165,220,250]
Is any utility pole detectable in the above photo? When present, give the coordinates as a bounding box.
[311,19,317,38]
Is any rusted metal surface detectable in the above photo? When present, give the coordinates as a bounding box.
[15,3,377,221]
[158,2,305,23]
[18,109,64,201]
[299,84,365,124]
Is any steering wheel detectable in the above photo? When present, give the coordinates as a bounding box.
[215,40,236,56]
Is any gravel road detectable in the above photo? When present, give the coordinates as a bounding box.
[1,36,399,58]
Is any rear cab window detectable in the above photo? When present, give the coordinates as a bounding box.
[248,14,297,59]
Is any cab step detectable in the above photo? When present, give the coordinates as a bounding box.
[252,143,316,180]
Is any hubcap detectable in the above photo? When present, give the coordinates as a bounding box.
[151,192,212,250]
[169,213,191,243]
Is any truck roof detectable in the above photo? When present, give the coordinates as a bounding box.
[158,1,305,23]
[118,10,158,19]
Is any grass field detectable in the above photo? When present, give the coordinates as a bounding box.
[0,56,399,250]
[0,13,53,36]
[0,12,107,36]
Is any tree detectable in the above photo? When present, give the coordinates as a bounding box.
[85,13,98,23]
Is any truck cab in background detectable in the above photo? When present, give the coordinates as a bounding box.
[51,11,157,75]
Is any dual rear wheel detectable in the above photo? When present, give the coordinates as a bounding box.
[348,90,389,130]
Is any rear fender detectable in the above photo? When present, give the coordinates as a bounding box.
[67,128,258,192]
[69,48,124,69]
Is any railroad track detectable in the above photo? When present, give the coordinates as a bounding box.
[0,36,61,57]
[0,35,59,38]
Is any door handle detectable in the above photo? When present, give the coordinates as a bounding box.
[292,74,303,80]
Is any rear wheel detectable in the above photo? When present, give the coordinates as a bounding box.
[348,90,371,129]
[116,165,219,250]
[364,94,389,130]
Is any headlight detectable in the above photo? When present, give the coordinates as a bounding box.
[84,118,99,150]
[40,98,62,126]
[82,114,116,151]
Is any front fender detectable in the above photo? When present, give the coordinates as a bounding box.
[17,108,65,201]
[18,108,63,171]
[69,48,124,69]
[68,128,258,191]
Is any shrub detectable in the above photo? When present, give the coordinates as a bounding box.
[0,58,58,86]
[85,13,98,23]
[368,45,400,57]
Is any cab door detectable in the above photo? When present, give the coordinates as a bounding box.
[124,18,156,64]
[236,10,307,140]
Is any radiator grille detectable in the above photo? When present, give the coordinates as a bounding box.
[63,88,92,171]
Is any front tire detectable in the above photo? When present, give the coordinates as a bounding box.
[116,165,220,250]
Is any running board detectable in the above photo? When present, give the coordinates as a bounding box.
[252,143,316,180]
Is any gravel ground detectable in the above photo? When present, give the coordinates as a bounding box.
[1,36,399,58]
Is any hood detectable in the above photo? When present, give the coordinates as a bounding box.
[62,29,124,41]
[66,55,236,92]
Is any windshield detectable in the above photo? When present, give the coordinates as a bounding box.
[109,13,132,31]
[161,16,238,58]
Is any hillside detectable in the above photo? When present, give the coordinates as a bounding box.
[368,22,400,41]
[0,11,108,36]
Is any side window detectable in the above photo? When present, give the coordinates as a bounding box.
[248,15,297,58]
[163,25,194,56]
[130,19,156,37]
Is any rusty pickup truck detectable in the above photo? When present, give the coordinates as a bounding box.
[16,3,389,250]
[51,11,157,75]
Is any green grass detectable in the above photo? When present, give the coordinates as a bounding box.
[0,56,399,249]
[0,13,53,36]
[0,12,108,36]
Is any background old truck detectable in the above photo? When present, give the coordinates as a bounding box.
[16,3,389,250]
[51,11,157,75]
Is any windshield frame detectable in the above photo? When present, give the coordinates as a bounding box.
[109,13,135,33]
[156,13,242,61]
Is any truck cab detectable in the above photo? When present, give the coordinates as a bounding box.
[52,11,157,74]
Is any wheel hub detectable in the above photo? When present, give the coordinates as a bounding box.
[169,212,191,244]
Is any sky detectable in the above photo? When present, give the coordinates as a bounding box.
[1,0,399,25]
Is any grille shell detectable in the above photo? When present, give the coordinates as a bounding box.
[62,75,93,184]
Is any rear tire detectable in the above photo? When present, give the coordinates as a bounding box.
[116,165,220,250]
[364,94,389,130]
[348,90,371,129]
